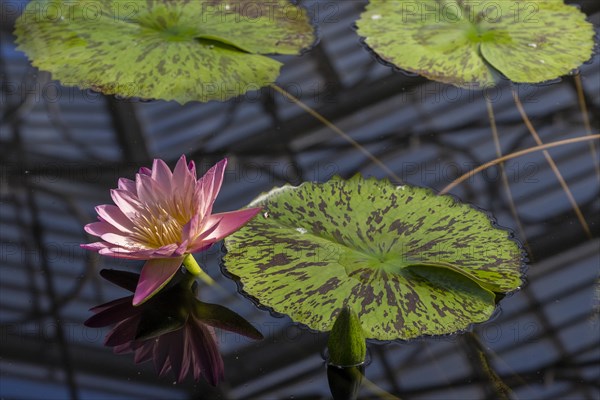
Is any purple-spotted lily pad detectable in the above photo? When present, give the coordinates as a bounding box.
[223,176,524,340]
[15,0,315,103]
[356,0,595,88]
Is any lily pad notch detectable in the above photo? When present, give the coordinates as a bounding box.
[223,175,525,342]
[15,0,317,103]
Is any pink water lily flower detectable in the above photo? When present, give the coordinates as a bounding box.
[82,156,261,306]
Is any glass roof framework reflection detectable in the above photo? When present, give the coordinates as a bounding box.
[1,1,599,399]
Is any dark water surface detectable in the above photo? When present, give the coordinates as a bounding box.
[1,1,599,399]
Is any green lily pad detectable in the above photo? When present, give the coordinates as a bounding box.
[356,0,595,88]
[223,176,524,340]
[15,0,315,103]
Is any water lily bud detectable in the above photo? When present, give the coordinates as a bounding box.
[327,307,366,367]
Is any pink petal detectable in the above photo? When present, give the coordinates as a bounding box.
[139,167,152,176]
[110,189,143,220]
[105,315,141,346]
[173,240,189,257]
[100,232,136,247]
[187,218,221,250]
[173,155,187,171]
[89,295,134,314]
[103,245,154,255]
[130,340,146,351]
[100,234,177,253]
[182,215,200,243]
[98,247,153,260]
[173,156,195,194]
[188,160,195,173]
[134,341,154,364]
[185,217,228,253]
[154,333,173,375]
[117,177,136,194]
[85,296,137,327]
[200,208,261,243]
[136,173,165,206]
[80,242,110,252]
[186,325,203,381]
[113,342,134,354]
[196,159,227,217]
[96,204,134,233]
[132,258,184,306]
[188,318,224,385]
[159,361,172,377]
[151,158,173,194]
[149,244,181,257]
[169,329,190,383]
[187,237,218,253]
[171,156,197,218]
[98,244,179,260]
[84,221,124,238]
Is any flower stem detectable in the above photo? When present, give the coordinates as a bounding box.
[182,254,215,286]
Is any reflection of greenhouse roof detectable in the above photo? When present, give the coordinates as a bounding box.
[1,1,599,399]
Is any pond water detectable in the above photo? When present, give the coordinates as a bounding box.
[1,1,599,399]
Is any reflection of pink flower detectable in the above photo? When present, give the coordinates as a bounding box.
[85,269,263,385]
[118,315,224,385]
[81,156,261,305]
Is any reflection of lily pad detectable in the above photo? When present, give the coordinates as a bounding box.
[223,176,524,340]
[15,0,315,103]
[356,0,595,88]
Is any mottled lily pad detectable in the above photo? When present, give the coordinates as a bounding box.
[356,0,595,88]
[223,176,524,340]
[15,0,315,103]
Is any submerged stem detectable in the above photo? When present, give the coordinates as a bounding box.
[360,375,402,400]
[464,332,513,400]
[182,254,215,285]
[573,72,600,182]
[485,96,530,255]
[440,135,600,194]
[512,87,592,239]
[270,84,402,183]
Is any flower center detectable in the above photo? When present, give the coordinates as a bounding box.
[131,203,186,248]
